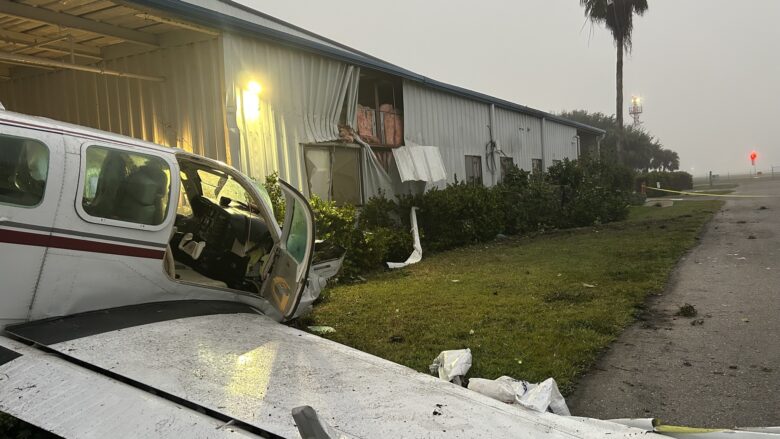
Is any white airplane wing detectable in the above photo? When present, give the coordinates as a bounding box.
[1,300,665,438]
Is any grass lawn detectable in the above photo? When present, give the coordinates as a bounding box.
[301,200,723,394]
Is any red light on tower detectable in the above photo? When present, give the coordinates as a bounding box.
[750,151,758,166]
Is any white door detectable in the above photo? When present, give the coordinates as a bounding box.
[260,180,316,320]
[0,124,64,326]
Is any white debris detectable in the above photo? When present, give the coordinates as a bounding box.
[429,349,472,385]
[468,376,570,416]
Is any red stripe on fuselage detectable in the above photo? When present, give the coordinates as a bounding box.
[0,228,165,259]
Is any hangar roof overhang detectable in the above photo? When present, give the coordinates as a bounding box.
[130,0,606,136]
[0,0,605,136]
[0,0,217,82]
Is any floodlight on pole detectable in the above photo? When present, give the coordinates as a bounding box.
[629,95,643,127]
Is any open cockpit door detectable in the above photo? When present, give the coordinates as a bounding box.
[261,180,315,320]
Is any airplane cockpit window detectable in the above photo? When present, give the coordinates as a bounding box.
[0,134,49,207]
[82,146,171,226]
[167,159,275,295]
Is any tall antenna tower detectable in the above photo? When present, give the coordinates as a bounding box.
[628,95,643,127]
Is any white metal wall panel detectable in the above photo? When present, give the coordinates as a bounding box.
[494,107,543,173]
[544,120,578,165]
[0,39,226,161]
[403,80,491,185]
[222,33,359,189]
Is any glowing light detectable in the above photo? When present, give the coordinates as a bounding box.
[247,81,262,94]
[242,81,262,121]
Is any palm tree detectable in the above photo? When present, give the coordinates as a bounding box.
[580,0,648,161]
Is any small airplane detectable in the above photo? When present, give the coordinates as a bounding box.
[0,110,776,438]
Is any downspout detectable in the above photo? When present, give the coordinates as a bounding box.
[540,117,546,171]
[574,135,581,158]
[597,134,604,160]
[489,103,497,185]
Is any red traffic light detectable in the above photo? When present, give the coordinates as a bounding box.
[750,151,758,161]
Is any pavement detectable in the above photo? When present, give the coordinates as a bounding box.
[568,177,780,428]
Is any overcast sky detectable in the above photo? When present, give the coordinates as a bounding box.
[243,0,779,176]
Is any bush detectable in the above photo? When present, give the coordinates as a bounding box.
[636,171,693,196]
[399,181,505,252]
[261,159,632,279]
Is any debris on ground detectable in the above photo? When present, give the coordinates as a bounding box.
[759,206,768,210]
[748,235,757,239]
[682,361,692,367]
[675,303,698,317]
[690,319,705,326]
[432,404,444,416]
[582,283,596,288]
[429,349,570,416]
[307,326,336,334]
[429,349,472,386]
[389,335,404,343]
[741,318,750,323]
[468,376,571,416]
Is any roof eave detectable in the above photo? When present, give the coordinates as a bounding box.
[128,0,605,135]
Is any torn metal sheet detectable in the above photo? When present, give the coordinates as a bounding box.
[387,207,422,269]
[392,145,447,183]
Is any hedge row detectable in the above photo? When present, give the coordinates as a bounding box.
[266,158,634,278]
[636,171,693,196]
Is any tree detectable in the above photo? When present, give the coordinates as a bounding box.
[580,0,648,160]
[560,109,679,172]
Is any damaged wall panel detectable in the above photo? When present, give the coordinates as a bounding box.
[222,32,359,190]
[402,79,491,185]
[0,38,227,161]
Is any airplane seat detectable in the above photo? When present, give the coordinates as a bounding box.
[115,165,167,225]
[88,152,129,218]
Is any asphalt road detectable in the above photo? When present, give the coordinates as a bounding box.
[568,177,780,428]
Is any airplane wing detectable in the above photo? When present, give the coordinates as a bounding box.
[1,300,664,438]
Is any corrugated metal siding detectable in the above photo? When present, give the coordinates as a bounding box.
[543,120,578,165]
[0,38,226,160]
[403,80,491,185]
[494,107,543,173]
[222,32,359,190]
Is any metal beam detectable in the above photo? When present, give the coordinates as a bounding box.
[0,1,159,48]
[0,29,102,59]
[10,33,68,54]
[0,51,164,81]
[134,13,218,36]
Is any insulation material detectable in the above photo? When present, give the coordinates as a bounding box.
[392,145,447,183]
[356,105,378,144]
[379,104,403,146]
[387,207,421,269]
[223,33,360,189]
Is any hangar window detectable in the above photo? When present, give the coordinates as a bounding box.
[500,157,515,182]
[465,155,483,185]
[0,135,49,207]
[303,144,362,205]
[81,146,172,227]
[532,159,543,174]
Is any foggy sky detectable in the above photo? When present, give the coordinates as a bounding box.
[243,0,780,176]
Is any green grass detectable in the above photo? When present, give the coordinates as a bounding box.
[302,200,723,394]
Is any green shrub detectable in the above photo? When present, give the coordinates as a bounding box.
[636,171,693,196]
[399,181,505,252]
[260,159,632,279]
